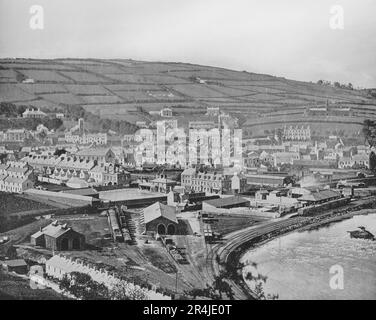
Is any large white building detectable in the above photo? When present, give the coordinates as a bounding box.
[0,129,29,142]
[338,153,370,169]
[22,108,47,119]
[283,125,311,141]
[180,168,234,194]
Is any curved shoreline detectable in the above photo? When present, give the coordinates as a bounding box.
[239,209,376,299]
[240,210,376,298]
[209,198,376,300]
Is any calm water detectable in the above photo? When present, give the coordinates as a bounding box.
[241,213,376,300]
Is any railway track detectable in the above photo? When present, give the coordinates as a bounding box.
[207,218,305,299]
[203,196,376,299]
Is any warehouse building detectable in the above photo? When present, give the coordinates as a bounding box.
[140,202,178,235]
[180,168,232,194]
[245,174,291,187]
[297,190,342,205]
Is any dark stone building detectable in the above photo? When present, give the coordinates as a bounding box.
[31,221,85,251]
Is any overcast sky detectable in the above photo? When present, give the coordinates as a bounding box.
[0,0,375,87]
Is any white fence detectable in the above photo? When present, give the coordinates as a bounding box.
[46,254,171,300]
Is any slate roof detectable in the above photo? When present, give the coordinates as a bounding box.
[75,148,112,157]
[298,190,341,202]
[143,202,177,224]
[1,259,27,267]
[352,153,369,161]
[245,174,287,181]
[203,196,249,208]
[4,176,29,184]
[40,223,72,238]
[151,178,176,184]
[0,164,9,171]
[181,168,197,176]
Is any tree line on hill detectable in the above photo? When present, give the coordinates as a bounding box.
[0,103,63,132]
[317,80,354,90]
[362,119,376,148]
[0,102,138,135]
[364,89,376,98]
[0,102,28,118]
[65,105,139,135]
[362,119,376,172]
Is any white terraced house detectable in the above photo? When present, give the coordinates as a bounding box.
[65,132,108,145]
[0,161,34,193]
[23,152,129,187]
[181,168,232,194]
[1,129,28,142]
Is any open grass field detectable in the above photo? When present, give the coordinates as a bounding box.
[0,271,67,300]
[0,193,55,216]
[0,218,53,254]
[0,193,61,233]
[0,58,375,132]
[55,215,111,247]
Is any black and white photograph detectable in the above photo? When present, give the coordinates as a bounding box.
[0,0,375,307]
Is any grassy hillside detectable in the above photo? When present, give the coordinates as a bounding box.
[0,58,375,131]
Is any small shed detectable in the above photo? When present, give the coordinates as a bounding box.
[1,259,28,274]
[202,196,250,210]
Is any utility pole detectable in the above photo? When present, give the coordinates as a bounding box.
[175,270,179,294]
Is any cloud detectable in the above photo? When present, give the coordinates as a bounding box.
[0,0,375,87]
